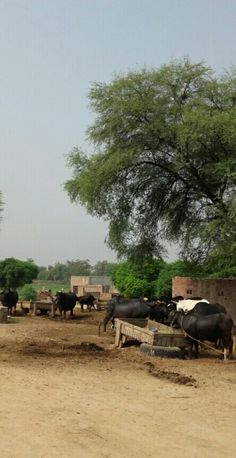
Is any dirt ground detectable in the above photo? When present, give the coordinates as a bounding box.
[0,309,236,458]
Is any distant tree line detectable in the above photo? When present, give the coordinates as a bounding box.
[37,259,117,282]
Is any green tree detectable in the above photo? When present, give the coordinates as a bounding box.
[65,59,236,264]
[112,258,165,297]
[0,258,39,288]
[155,260,204,301]
[92,260,117,276]
[66,259,92,276]
[20,284,37,301]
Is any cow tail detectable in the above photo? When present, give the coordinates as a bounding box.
[231,323,236,353]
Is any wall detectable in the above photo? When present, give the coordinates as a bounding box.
[70,276,119,301]
[172,276,236,321]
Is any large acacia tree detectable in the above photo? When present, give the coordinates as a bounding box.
[65,59,236,263]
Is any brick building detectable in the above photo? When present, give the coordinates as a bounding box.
[172,276,236,320]
[70,276,119,301]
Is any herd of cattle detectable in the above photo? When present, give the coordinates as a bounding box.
[0,288,235,359]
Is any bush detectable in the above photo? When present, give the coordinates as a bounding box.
[20,284,37,301]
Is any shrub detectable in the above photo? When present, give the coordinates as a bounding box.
[20,284,37,301]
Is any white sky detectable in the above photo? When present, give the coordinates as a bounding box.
[0,0,235,266]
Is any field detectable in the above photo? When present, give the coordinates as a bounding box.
[18,280,70,299]
[0,308,236,458]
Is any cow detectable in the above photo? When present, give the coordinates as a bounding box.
[170,310,234,359]
[98,297,155,335]
[54,291,78,319]
[77,294,97,312]
[0,288,18,315]
[170,297,209,312]
[149,301,170,324]
[189,302,227,316]
[187,302,228,349]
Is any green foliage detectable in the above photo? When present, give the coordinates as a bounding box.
[65,59,236,265]
[20,284,37,301]
[32,280,70,295]
[112,258,165,297]
[37,259,93,281]
[155,260,204,301]
[0,258,38,288]
[92,260,118,276]
[66,259,92,277]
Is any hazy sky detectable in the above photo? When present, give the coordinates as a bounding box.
[0,0,235,267]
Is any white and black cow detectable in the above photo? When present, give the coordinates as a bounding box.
[170,296,209,312]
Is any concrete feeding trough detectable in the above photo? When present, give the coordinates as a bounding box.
[0,306,8,323]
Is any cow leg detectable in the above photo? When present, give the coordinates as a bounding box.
[193,340,199,358]
[98,315,112,335]
[70,308,73,317]
[81,304,84,312]
[186,339,194,359]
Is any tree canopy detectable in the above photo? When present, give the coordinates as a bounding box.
[112,258,165,297]
[65,59,236,264]
[0,258,38,288]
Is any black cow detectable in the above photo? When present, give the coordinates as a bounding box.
[171,310,233,359]
[189,302,227,316]
[77,294,97,312]
[0,288,18,315]
[54,292,78,319]
[149,302,170,324]
[98,297,154,335]
[188,302,227,349]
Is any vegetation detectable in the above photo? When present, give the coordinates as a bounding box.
[20,284,37,301]
[112,258,165,297]
[37,259,117,282]
[31,280,70,295]
[65,59,236,269]
[0,258,38,288]
[155,260,205,301]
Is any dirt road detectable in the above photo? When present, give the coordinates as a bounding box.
[0,312,235,457]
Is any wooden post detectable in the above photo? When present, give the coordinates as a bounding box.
[32,302,37,316]
[121,334,127,347]
[115,320,121,348]
[223,348,227,361]
[51,302,55,318]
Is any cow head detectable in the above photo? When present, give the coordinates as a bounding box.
[169,310,184,328]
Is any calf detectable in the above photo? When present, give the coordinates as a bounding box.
[77,294,97,312]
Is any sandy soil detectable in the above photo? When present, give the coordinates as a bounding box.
[0,309,236,458]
